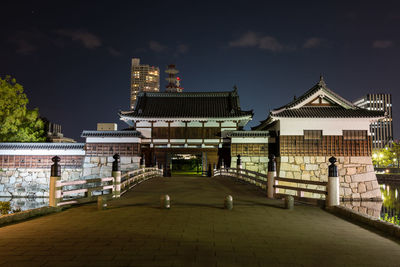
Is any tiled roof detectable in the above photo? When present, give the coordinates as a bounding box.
[272,107,385,118]
[81,131,141,137]
[120,90,253,119]
[227,131,270,137]
[0,143,85,150]
[272,76,355,112]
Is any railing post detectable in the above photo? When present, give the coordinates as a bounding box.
[267,154,276,199]
[236,154,242,180]
[140,153,145,169]
[327,156,340,207]
[49,156,61,207]
[112,153,121,198]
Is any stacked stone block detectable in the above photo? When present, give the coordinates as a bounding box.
[82,156,140,178]
[230,156,269,174]
[276,156,381,200]
[0,168,82,197]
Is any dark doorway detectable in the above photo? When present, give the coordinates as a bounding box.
[171,154,203,176]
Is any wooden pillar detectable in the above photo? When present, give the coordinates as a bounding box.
[201,121,206,146]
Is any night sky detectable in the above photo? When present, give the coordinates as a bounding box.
[1,1,400,141]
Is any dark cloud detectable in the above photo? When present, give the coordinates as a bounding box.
[149,41,167,52]
[108,47,121,56]
[7,30,49,55]
[176,44,189,54]
[372,40,394,48]
[55,29,102,49]
[229,31,289,52]
[303,37,324,49]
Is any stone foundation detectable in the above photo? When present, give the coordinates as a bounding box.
[0,168,82,197]
[82,156,140,178]
[230,156,269,174]
[277,156,381,200]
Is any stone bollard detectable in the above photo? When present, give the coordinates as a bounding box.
[49,156,61,207]
[327,156,340,207]
[267,154,276,199]
[112,154,121,198]
[284,195,294,210]
[160,194,170,209]
[224,195,233,210]
[97,196,107,210]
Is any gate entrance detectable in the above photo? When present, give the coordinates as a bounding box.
[171,154,202,176]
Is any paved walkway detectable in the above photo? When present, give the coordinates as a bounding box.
[1,176,400,266]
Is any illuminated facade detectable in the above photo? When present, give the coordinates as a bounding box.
[353,94,393,149]
[130,58,160,109]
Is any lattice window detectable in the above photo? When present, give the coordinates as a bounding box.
[304,130,322,140]
[343,130,367,140]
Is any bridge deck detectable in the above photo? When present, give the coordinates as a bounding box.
[1,176,400,266]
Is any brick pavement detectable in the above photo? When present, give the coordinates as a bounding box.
[0,175,400,266]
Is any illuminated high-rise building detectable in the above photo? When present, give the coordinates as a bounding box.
[130,58,160,109]
[354,94,393,149]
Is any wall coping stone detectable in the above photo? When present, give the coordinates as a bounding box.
[326,205,400,240]
[0,206,64,227]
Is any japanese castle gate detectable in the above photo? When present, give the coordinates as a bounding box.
[119,90,254,174]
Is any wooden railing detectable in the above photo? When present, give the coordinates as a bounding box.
[214,167,328,200]
[120,167,163,195]
[56,177,114,206]
[52,167,163,207]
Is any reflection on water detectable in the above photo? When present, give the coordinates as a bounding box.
[342,183,400,226]
[0,197,48,213]
[380,183,400,225]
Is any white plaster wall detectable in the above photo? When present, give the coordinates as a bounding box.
[187,121,202,127]
[278,117,373,135]
[137,128,151,138]
[153,121,169,127]
[136,121,152,127]
[85,137,141,143]
[170,121,186,127]
[0,149,85,156]
[231,137,269,144]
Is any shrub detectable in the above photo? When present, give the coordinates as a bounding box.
[0,201,11,215]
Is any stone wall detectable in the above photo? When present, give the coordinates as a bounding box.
[277,156,381,200]
[341,201,382,218]
[82,156,140,178]
[0,168,82,197]
[230,156,269,174]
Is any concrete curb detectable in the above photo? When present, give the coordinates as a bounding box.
[326,205,400,239]
[0,206,63,227]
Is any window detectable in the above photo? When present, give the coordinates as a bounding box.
[304,130,322,140]
[343,130,367,140]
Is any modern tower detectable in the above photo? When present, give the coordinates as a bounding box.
[354,94,393,149]
[130,58,160,109]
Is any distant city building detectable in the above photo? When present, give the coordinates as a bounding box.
[353,94,393,149]
[130,58,160,109]
[165,64,183,93]
[43,120,76,143]
[97,123,117,131]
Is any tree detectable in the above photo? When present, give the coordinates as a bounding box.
[391,141,400,168]
[0,76,45,142]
